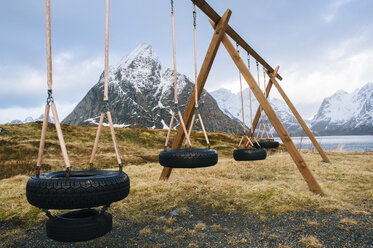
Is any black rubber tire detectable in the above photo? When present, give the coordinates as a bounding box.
[159,148,218,168]
[254,140,280,149]
[233,148,267,161]
[26,170,130,210]
[46,209,112,242]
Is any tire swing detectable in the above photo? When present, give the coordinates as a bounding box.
[159,1,218,168]
[233,47,266,161]
[26,0,129,242]
[253,61,279,149]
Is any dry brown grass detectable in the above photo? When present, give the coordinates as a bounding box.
[0,123,372,226]
[340,218,358,225]
[299,235,323,248]
[139,227,152,235]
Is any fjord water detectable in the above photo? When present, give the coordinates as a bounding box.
[275,135,373,152]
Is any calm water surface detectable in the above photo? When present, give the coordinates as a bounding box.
[275,135,373,152]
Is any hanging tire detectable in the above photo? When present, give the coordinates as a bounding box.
[26,170,130,210]
[254,140,280,149]
[159,148,218,168]
[46,209,112,242]
[233,148,267,161]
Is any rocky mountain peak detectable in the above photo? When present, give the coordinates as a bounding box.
[117,43,158,70]
[63,43,242,134]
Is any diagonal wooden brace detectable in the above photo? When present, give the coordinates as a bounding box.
[218,30,323,195]
[267,73,331,164]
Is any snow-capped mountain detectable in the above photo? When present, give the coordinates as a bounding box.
[63,43,242,133]
[210,82,373,136]
[210,88,304,136]
[9,115,52,124]
[311,82,373,135]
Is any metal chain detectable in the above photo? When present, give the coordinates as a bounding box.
[247,53,250,71]
[47,89,54,104]
[193,4,196,28]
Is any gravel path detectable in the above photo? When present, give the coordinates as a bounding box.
[2,206,372,247]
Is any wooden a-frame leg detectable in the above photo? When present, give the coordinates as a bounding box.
[159,9,232,180]
[185,114,196,146]
[219,30,324,195]
[165,112,176,149]
[107,111,122,166]
[268,73,331,164]
[50,102,71,169]
[90,113,105,168]
[36,104,50,173]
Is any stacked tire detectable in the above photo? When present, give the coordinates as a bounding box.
[26,170,130,242]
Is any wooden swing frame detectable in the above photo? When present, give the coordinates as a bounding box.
[160,0,330,195]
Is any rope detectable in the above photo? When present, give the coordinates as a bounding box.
[193,3,198,108]
[237,44,245,135]
[171,0,178,104]
[36,0,71,177]
[46,0,52,91]
[185,3,210,148]
[89,0,122,171]
[256,60,263,138]
[263,66,274,139]
[248,54,253,132]
[165,0,192,149]
[104,0,109,101]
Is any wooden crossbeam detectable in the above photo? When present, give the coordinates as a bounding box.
[159,9,232,180]
[192,0,282,81]
[217,28,323,195]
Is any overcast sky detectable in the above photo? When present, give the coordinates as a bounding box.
[0,0,372,123]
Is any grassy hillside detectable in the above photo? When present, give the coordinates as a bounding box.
[0,123,371,229]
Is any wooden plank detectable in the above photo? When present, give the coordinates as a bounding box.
[192,0,282,81]
[159,9,232,180]
[248,67,279,138]
[269,74,331,164]
[219,30,323,195]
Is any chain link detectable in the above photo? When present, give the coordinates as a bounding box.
[193,4,196,28]
[47,89,54,104]
[247,53,250,71]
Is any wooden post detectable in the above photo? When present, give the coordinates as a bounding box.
[159,9,232,180]
[219,30,323,195]
[192,0,282,81]
[268,74,331,163]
